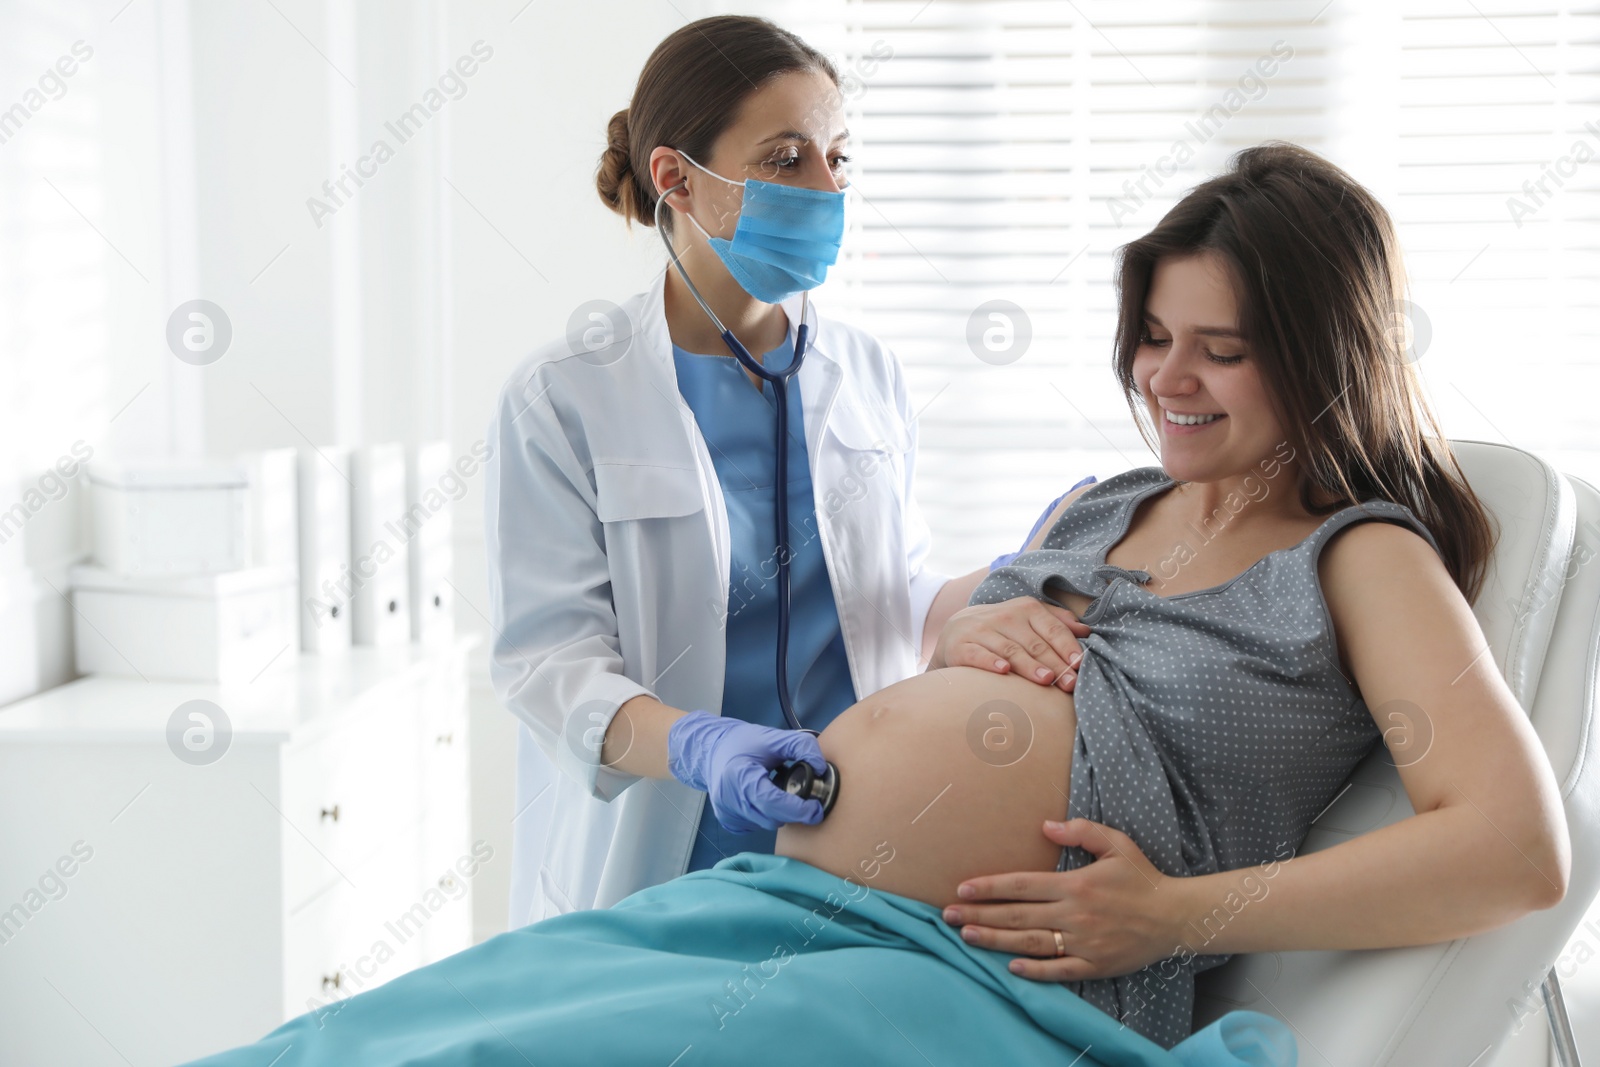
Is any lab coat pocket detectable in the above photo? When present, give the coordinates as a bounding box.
[534,862,579,920]
[823,400,911,511]
[592,461,705,522]
[825,399,913,456]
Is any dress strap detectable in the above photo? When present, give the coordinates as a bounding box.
[1307,499,1443,559]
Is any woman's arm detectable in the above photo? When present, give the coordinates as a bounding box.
[922,482,1100,682]
[484,370,661,800]
[1166,520,1570,955]
[919,567,988,663]
[918,480,1098,660]
[601,695,688,779]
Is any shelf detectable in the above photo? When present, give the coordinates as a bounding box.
[0,634,480,745]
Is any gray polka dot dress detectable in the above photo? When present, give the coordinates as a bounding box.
[967,465,1444,1050]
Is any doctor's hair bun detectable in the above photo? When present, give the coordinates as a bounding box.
[597,15,839,233]
[597,108,653,226]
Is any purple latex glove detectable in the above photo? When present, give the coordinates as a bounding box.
[667,711,827,833]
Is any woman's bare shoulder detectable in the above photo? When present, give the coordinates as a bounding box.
[1318,516,1445,588]
[1317,517,1461,677]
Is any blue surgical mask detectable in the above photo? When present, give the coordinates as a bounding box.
[676,149,847,304]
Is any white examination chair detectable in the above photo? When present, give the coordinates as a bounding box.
[1193,439,1600,1066]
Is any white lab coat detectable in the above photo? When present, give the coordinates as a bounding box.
[483,268,949,923]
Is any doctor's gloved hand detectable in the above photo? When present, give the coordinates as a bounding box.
[666,711,827,833]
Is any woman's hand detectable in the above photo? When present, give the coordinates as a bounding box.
[940,819,1189,981]
[929,597,1090,691]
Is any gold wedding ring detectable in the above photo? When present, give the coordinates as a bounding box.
[1052,929,1067,957]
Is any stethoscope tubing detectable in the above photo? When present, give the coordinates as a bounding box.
[656,180,810,733]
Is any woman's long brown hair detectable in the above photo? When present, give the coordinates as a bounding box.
[1112,141,1497,604]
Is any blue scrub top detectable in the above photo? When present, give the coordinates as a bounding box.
[670,337,858,873]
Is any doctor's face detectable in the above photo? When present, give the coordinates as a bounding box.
[690,67,850,236]
[1131,252,1292,484]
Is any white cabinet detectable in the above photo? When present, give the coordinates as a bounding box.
[0,635,479,1067]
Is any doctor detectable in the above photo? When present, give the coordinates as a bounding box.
[485,15,1087,923]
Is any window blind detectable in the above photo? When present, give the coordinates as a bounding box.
[0,0,107,574]
[1390,2,1600,495]
[781,0,1340,572]
[775,0,1600,574]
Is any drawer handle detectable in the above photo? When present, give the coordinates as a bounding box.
[387,599,398,614]
[439,874,458,892]
[321,973,342,992]
[320,804,341,823]
[433,594,442,608]
[435,732,453,746]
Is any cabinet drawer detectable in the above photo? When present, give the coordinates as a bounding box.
[419,666,466,740]
[416,831,476,964]
[280,696,424,910]
[420,669,469,827]
[421,717,468,827]
[282,837,425,1023]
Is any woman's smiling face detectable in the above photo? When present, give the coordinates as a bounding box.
[1131,252,1292,483]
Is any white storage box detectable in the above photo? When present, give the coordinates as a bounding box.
[349,445,411,646]
[0,568,43,707]
[69,564,297,683]
[297,448,353,654]
[407,442,456,645]
[240,448,300,571]
[88,459,249,575]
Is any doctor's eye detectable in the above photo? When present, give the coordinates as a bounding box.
[830,153,852,170]
[1137,328,1170,349]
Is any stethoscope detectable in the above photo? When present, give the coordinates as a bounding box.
[656,178,840,819]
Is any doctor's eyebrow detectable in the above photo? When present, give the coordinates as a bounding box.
[757,129,852,146]
[1143,311,1243,339]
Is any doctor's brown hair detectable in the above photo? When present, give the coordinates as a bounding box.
[1112,142,1496,604]
[596,16,839,233]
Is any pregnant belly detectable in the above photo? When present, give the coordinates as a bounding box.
[775,666,1075,910]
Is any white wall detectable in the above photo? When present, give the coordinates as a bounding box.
[1,0,755,943]
[0,0,492,920]
[441,0,732,939]
[0,0,200,694]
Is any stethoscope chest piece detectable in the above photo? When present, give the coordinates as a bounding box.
[774,728,840,819]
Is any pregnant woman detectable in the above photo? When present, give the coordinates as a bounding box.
[182,143,1568,1066]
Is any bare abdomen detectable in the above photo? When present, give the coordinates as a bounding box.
[775,667,1075,909]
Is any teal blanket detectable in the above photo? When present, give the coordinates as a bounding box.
[184,853,1295,1066]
